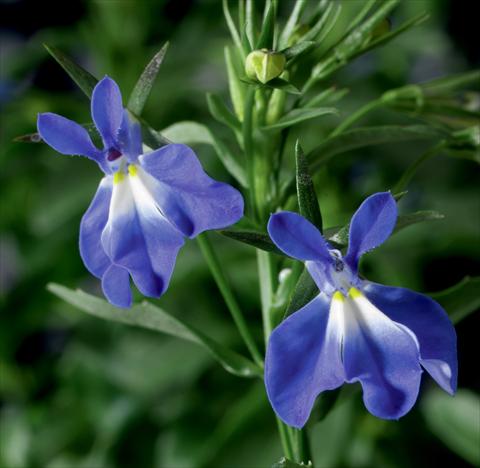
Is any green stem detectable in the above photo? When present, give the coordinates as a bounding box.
[256,250,275,346]
[330,98,383,137]
[393,142,445,193]
[197,233,264,367]
[276,417,295,460]
[243,87,258,221]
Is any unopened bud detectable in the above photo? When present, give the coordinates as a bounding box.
[245,49,286,84]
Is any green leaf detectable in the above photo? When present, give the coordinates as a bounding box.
[262,107,337,131]
[207,93,242,132]
[219,229,283,256]
[421,69,480,95]
[279,125,444,200]
[285,268,318,318]
[430,276,480,324]
[224,46,246,120]
[160,121,247,187]
[223,0,243,55]
[393,210,444,234]
[272,458,312,468]
[127,42,169,116]
[359,12,429,57]
[422,388,480,466]
[256,1,275,49]
[47,283,262,378]
[43,44,98,98]
[282,41,316,61]
[278,0,307,48]
[304,86,349,108]
[295,141,323,231]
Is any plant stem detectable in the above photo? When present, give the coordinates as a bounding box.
[243,87,258,222]
[276,417,295,460]
[330,98,383,136]
[197,233,264,367]
[393,142,445,193]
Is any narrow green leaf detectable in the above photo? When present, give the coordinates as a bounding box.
[263,107,337,131]
[282,41,316,61]
[223,0,244,56]
[393,210,444,234]
[421,69,480,95]
[161,121,247,187]
[430,276,480,324]
[43,44,98,98]
[285,268,318,318]
[302,1,338,43]
[358,12,429,58]
[278,0,307,48]
[422,389,480,466]
[224,46,246,120]
[207,93,242,132]
[127,42,169,116]
[295,141,323,231]
[272,457,312,468]
[304,86,349,108]
[256,1,275,49]
[280,125,444,201]
[47,283,261,378]
[219,229,283,256]
[309,125,444,172]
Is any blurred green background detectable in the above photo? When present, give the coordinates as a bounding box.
[1,1,479,467]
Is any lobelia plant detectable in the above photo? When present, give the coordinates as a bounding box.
[19,1,479,466]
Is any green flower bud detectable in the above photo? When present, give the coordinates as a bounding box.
[245,49,286,84]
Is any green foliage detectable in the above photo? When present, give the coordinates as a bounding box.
[47,283,262,378]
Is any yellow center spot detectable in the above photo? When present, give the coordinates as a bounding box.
[348,287,363,299]
[128,164,137,176]
[332,291,345,302]
[113,171,125,184]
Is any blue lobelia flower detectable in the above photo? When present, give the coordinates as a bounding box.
[37,76,244,308]
[265,192,457,428]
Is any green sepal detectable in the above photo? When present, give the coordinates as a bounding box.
[127,42,169,116]
[219,229,283,256]
[43,43,98,98]
[47,283,262,378]
[241,76,301,94]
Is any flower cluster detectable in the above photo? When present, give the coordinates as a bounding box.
[265,192,457,427]
[38,77,243,307]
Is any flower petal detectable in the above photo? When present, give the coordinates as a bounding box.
[265,294,345,428]
[101,171,184,300]
[117,110,142,162]
[364,282,457,395]
[267,211,332,263]
[102,264,132,308]
[138,144,244,237]
[345,192,397,272]
[79,177,112,278]
[343,289,422,419]
[37,113,107,170]
[91,76,123,148]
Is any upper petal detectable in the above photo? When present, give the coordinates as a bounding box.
[364,282,457,395]
[345,192,397,272]
[116,110,142,162]
[91,76,124,148]
[342,289,422,419]
[138,144,244,237]
[101,171,185,300]
[79,176,112,278]
[37,113,107,171]
[267,211,332,263]
[265,293,345,429]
